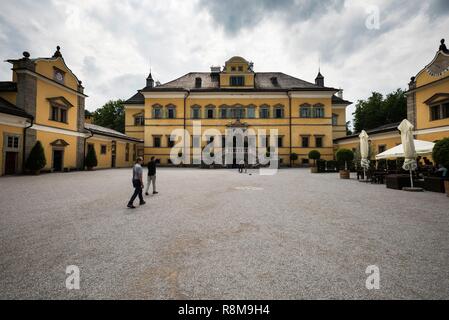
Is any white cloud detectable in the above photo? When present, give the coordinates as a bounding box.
[0,0,448,125]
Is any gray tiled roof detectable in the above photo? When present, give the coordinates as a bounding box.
[124,92,144,105]
[138,72,337,92]
[0,97,33,119]
[334,122,401,141]
[84,123,142,142]
[0,81,17,92]
[332,95,352,105]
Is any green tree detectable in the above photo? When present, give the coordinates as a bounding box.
[353,89,406,133]
[85,145,98,169]
[92,100,125,133]
[432,138,449,168]
[336,148,354,170]
[290,152,298,166]
[25,141,46,172]
[308,150,321,166]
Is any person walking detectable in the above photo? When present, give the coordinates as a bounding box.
[127,157,145,209]
[145,156,158,195]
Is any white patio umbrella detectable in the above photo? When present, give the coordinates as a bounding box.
[398,119,418,189]
[375,140,435,160]
[359,130,370,180]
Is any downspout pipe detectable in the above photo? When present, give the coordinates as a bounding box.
[288,91,292,167]
[83,129,94,170]
[22,117,34,173]
[183,90,190,161]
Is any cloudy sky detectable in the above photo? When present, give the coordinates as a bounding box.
[1,0,448,125]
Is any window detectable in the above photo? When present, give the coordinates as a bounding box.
[7,136,19,149]
[125,143,129,162]
[247,107,255,119]
[230,76,244,86]
[378,145,386,154]
[134,114,144,126]
[101,145,107,154]
[332,114,338,126]
[315,136,323,148]
[231,66,236,71]
[206,108,214,119]
[192,107,201,119]
[430,102,449,121]
[50,105,68,123]
[300,104,311,118]
[234,107,245,119]
[260,106,270,119]
[220,107,228,119]
[238,66,243,72]
[277,136,283,148]
[313,104,325,118]
[274,106,284,119]
[301,136,309,148]
[167,136,175,148]
[167,107,176,119]
[153,106,162,119]
[153,136,161,148]
[443,103,449,118]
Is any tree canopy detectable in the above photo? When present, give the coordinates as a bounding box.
[352,89,407,133]
[92,100,125,133]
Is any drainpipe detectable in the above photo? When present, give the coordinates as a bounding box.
[288,91,292,167]
[183,90,190,161]
[83,129,94,170]
[22,117,34,173]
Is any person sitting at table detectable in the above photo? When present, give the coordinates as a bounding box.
[436,164,448,178]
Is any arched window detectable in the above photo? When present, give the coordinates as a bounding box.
[219,104,229,119]
[191,104,201,119]
[246,104,256,118]
[166,104,176,119]
[313,103,325,118]
[273,104,284,119]
[232,104,245,119]
[152,104,163,119]
[259,104,270,119]
[205,104,216,119]
[300,103,311,118]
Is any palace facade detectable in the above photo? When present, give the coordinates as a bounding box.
[0,47,141,176]
[124,56,352,166]
[334,39,449,158]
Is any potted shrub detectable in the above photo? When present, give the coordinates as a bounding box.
[25,141,46,175]
[336,148,354,179]
[85,145,98,170]
[432,137,449,197]
[308,150,321,173]
[290,153,298,167]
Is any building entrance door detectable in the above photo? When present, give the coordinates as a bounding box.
[5,152,18,174]
[53,150,63,172]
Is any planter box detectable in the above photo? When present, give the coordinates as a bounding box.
[339,170,350,179]
[423,177,446,193]
[386,174,412,190]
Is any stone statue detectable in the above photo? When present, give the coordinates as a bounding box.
[439,39,449,54]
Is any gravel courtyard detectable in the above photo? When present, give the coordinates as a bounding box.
[0,168,448,299]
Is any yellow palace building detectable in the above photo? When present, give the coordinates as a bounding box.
[334,39,449,158]
[0,46,141,176]
[124,56,352,166]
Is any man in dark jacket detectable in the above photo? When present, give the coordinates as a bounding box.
[145,156,158,195]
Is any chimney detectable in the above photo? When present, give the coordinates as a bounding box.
[337,89,343,99]
[315,71,324,87]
